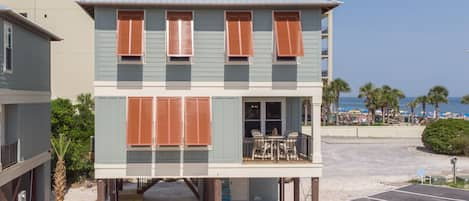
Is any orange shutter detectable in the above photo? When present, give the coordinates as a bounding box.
[127,97,153,146]
[117,11,144,56]
[167,11,193,56]
[185,97,211,146]
[226,12,253,57]
[274,12,304,57]
[156,97,182,146]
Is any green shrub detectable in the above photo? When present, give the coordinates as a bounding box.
[422,119,469,155]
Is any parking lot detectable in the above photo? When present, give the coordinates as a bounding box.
[354,184,469,201]
[321,137,469,201]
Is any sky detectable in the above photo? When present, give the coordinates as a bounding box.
[333,0,469,97]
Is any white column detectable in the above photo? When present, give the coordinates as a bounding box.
[311,96,322,163]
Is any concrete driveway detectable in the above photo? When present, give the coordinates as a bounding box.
[321,137,469,201]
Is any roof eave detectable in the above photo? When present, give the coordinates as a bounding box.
[76,1,342,18]
[0,9,62,41]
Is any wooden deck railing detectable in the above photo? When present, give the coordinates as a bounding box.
[243,133,312,162]
[1,141,18,170]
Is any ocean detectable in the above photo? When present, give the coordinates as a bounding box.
[339,97,469,115]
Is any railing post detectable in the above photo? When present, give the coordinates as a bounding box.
[17,139,21,162]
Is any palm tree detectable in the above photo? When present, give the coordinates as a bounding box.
[51,134,71,201]
[415,96,428,119]
[376,85,391,123]
[390,88,405,117]
[461,95,469,104]
[321,83,335,125]
[428,86,449,120]
[358,82,379,125]
[329,78,351,125]
[407,100,418,125]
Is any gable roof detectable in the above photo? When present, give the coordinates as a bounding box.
[0,5,62,41]
[77,0,341,17]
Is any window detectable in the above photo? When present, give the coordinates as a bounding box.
[156,97,183,146]
[184,97,211,146]
[117,10,144,63]
[273,11,304,63]
[225,11,253,63]
[243,99,285,137]
[167,11,193,63]
[3,22,12,73]
[127,97,153,146]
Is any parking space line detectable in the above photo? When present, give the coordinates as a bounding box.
[393,190,467,201]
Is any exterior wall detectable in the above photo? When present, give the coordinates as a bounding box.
[0,0,95,99]
[95,96,127,164]
[94,8,322,83]
[0,18,51,91]
[312,126,426,138]
[210,97,242,163]
[4,103,50,160]
[286,97,302,132]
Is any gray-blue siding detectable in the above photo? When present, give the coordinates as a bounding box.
[0,18,51,91]
[94,96,302,165]
[94,8,322,83]
[4,103,50,161]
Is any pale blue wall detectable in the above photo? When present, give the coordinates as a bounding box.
[94,8,322,83]
[210,97,243,163]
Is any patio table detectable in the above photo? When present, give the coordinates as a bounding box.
[265,135,285,161]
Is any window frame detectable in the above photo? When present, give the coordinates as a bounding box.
[242,98,286,138]
[165,10,194,64]
[272,10,303,65]
[116,9,146,64]
[3,21,13,74]
[224,10,254,65]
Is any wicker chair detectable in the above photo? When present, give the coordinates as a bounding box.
[251,130,272,160]
[280,132,299,160]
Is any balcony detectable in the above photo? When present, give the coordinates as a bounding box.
[322,70,329,78]
[242,133,312,164]
[1,141,18,170]
[321,49,329,57]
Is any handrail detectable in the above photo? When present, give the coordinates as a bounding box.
[1,140,18,170]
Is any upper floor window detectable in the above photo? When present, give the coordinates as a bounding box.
[117,10,144,63]
[3,22,13,73]
[273,11,304,63]
[225,11,253,64]
[166,11,193,64]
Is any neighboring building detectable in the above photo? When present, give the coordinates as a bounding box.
[0,6,60,201]
[321,11,334,83]
[0,0,94,100]
[78,0,340,200]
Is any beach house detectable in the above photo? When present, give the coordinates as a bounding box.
[77,0,340,200]
[0,6,60,201]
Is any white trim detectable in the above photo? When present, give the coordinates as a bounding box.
[95,81,321,87]
[0,89,50,104]
[94,162,322,178]
[94,82,322,97]
[2,21,13,74]
[0,151,50,187]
